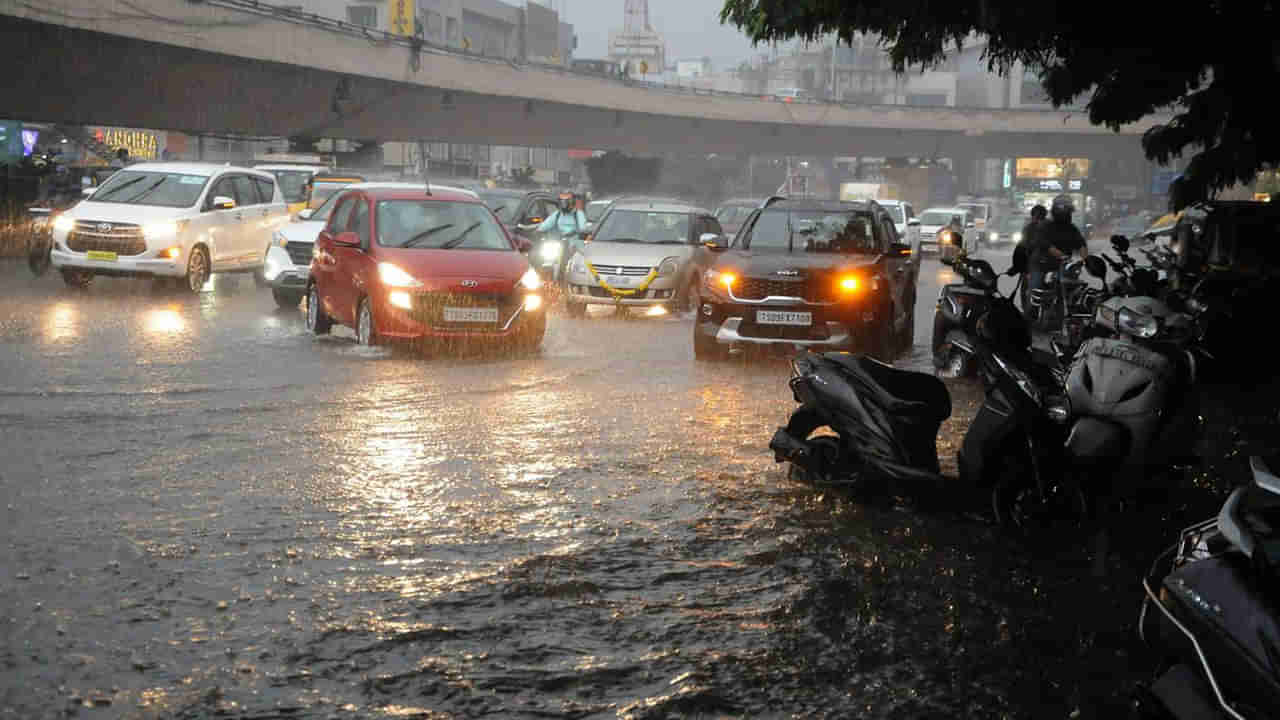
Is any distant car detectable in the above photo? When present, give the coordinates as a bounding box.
[262,182,477,309]
[50,162,289,292]
[875,199,922,253]
[563,197,725,317]
[916,206,977,255]
[986,214,1026,247]
[254,163,327,216]
[714,198,766,239]
[957,200,994,232]
[307,171,366,211]
[694,197,919,360]
[306,186,546,350]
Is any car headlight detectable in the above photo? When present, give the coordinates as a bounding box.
[1012,231,1022,242]
[377,262,423,287]
[838,274,859,292]
[989,232,998,241]
[519,267,542,290]
[143,220,182,238]
[1117,306,1159,339]
[274,231,288,247]
[52,215,75,233]
[389,290,413,310]
[657,257,680,277]
[539,240,562,262]
[938,231,954,244]
[569,253,586,275]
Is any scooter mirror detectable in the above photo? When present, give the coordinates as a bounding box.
[1084,255,1107,280]
[1110,234,1130,253]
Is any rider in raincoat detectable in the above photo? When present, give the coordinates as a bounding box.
[534,191,589,283]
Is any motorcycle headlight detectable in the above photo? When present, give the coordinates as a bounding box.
[539,241,562,262]
[519,267,542,290]
[52,215,75,233]
[1117,306,1159,339]
[377,262,423,287]
[657,257,680,277]
[1012,231,1022,243]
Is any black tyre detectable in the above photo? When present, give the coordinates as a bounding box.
[991,455,1087,537]
[184,246,210,294]
[60,269,93,288]
[693,324,729,361]
[355,297,379,346]
[306,284,332,335]
[273,288,303,309]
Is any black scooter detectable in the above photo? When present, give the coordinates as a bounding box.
[931,248,1009,378]
[1135,455,1280,719]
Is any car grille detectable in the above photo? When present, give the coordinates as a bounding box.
[589,263,651,277]
[407,292,519,327]
[66,220,146,256]
[284,241,313,266]
[734,276,838,303]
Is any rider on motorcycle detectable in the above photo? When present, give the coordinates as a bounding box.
[533,191,589,283]
[1030,195,1088,287]
[537,191,588,236]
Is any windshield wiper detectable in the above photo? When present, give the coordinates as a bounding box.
[120,177,168,204]
[440,222,483,249]
[92,175,146,201]
[401,224,454,248]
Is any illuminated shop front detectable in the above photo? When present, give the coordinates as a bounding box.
[1011,157,1096,223]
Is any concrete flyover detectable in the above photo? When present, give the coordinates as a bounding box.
[1,0,1169,158]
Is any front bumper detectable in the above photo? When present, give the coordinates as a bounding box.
[564,269,679,306]
[263,246,310,290]
[50,246,186,278]
[373,291,547,342]
[695,294,879,351]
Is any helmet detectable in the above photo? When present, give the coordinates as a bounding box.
[1051,194,1074,221]
[1030,204,1047,220]
[558,191,576,212]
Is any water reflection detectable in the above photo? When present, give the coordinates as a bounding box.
[43,302,77,342]
[145,306,186,336]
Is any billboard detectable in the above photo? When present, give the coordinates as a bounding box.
[390,0,414,36]
[524,2,560,60]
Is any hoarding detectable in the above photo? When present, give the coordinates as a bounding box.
[390,0,414,36]
[1015,157,1091,179]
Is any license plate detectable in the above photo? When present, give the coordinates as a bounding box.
[758,310,812,326]
[443,307,498,323]
[605,275,632,287]
[86,250,117,262]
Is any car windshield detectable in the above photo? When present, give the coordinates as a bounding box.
[593,209,690,244]
[585,201,610,222]
[477,193,521,222]
[919,210,961,226]
[307,188,348,222]
[88,170,210,208]
[269,170,313,203]
[376,200,512,251]
[715,205,754,225]
[748,209,880,253]
[883,205,905,223]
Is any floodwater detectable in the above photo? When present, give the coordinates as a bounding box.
[0,246,1264,719]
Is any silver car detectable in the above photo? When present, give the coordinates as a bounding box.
[916,206,977,256]
[563,198,725,317]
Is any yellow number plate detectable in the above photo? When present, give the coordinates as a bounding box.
[86,250,118,262]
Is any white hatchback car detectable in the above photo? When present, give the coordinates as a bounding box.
[50,162,289,292]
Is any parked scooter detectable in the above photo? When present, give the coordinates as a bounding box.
[931,246,1019,378]
[1135,455,1280,719]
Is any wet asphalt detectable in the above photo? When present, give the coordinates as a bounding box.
[0,244,1235,719]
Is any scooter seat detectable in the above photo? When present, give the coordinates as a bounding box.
[825,353,952,423]
[1219,457,1280,564]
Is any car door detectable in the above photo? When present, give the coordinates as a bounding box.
[202,174,243,270]
[878,210,912,334]
[250,174,287,267]
[341,195,377,322]
[315,195,357,326]
[229,174,266,267]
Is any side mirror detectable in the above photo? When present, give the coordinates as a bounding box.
[1085,255,1107,280]
[526,217,543,225]
[333,231,361,248]
[889,242,912,256]
[700,232,729,250]
[211,195,235,211]
[297,208,315,221]
[966,221,976,229]
[515,235,532,253]
[1110,234,1130,253]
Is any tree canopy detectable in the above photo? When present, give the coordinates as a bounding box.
[719,0,1278,210]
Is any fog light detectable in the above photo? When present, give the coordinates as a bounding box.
[389,290,413,310]
[523,294,543,312]
[160,246,181,260]
[646,305,667,316]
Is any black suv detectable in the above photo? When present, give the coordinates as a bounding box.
[693,197,920,360]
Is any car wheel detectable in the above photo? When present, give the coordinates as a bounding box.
[356,297,379,346]
[693,323,728,361]
[306,283,332,335]
[566,300,587,318]
[60,269,93,289]
[273,288,303,309]
[184,246,210,294]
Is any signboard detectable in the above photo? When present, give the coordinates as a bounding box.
[567,149,594,159]
[390,0,414,36]
[1015,157,1091,179]
[94,127,160,161]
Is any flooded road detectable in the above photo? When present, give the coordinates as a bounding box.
[0,248,1237,719]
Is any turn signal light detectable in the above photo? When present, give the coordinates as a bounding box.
[720,272,737,289]
[160,246,181,259]
[838,275,859,291]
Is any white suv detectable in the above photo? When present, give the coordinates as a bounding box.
[50,162,289,293]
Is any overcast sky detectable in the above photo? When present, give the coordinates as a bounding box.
[555,0,772,70]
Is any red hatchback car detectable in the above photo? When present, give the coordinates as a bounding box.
[305,186,546,350]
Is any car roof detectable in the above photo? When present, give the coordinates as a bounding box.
[330,182,478,197]
[718,197,766,206]
[610,197,711,214]
[254,164,327,172]
[922,206,970,215]
[348,186,481,203]
[120,161,271,178]
[764,198,879,213]
[876,199,909,206]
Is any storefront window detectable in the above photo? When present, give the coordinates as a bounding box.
[1015,157,1091,179]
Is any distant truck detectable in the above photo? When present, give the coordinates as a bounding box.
[838,182,901,202]
[880,165,956,215]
